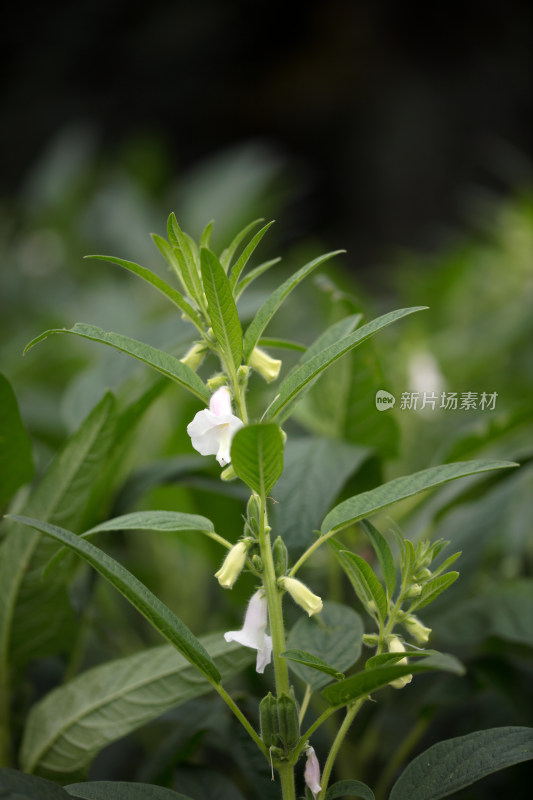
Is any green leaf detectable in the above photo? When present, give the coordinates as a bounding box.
[281,649,344,681]
[21,633,252,774]
[230,423,284,497]
[229,220,275,289]
[85,255,204,330]
[409,572,459,610]
[258,337,306,352]
[0,769,71,799]
[243,250,344,361]
[220,218,263,271]
[331,546,388,623]
[359,520,396,599]
[234,258,281,300]
[286,601,363,690]
[84,510,215,536]
[321,652,464,707]
[24,323,210,403]
[266,307,426,420]
[326,780,375,800]
[270,437,370,554]
[167,214,204,305]
[9,516,221,684]
[321,460,518,535]
[200,219,214,249]
[0,373,34,505]
[0,394,116,679]
[365,650,440,669]
[200,248,243,371]
[65,785,192,800]
[389,727,533,800]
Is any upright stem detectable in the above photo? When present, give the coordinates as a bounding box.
[317,698,366,800]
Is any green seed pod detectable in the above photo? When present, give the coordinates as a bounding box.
[252,554,263,572]
[272,536,288,577]
[246,493,262,535]
[259,692,279,748]
[277,692,300,748]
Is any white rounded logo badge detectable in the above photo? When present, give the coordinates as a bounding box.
[375,390,396,411]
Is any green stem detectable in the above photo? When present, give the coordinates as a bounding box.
[317,699,366,800]
[289,530,334,577]
[278,761,296,800]
[213,682,268,759]
[298,684,312,726]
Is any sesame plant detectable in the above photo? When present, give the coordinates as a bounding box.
[1,217,531,800]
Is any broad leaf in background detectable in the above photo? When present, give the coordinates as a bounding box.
[321,460,517,535]
[267,307,427,421]
[0,768,76,799]
[242,250,344,361]
[389,726,533,800]
[281,650,345,681]
[66,783,193,799]
[9,517,221,684]
[331,546,388,623]
[21,634,253,774]
[326,780,375,800]
[200,248,242,371]
[359,520,396,599]
[322,653,464,707]
[0,394,116,689]
[231,423,284,497]
[0,373,34,506]
[24,324,210,404]
[270,437,370,554]
[286,601,363,691]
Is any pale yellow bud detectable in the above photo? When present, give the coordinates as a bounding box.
[215,541,249,589]
[180,342,206,371]
[405,583,422,599]
[403,615,432,644]
[280,576,323,616]
[250,347,282,383]
[388,636,412,689]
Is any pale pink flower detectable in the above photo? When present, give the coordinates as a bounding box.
[304,745,322,799]
[224,590,272,673]
[187,386,243,466]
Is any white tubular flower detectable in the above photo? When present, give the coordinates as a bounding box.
[249,346,282,383]
[403,614,432,644]
[180,342,206,371]
[215,541,249,589]
[304,745,322,799]
[224,590,272,673]
[388,636,413,689]
[279,576,323,617]
[187,386,244,467]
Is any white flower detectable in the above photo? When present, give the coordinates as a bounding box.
[388,636,413,689]
[403,614,432,644]
[224,589,272,673]
[187,386,244,466]
[279,576,323,616]
[249,346,282,382]
[304,745,322,799]
[215,540,249,589]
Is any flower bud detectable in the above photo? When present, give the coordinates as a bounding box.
[388,636,412,689]
[272,536,288,577]
[207,374,228,392]
[220,464,237,481]
[362,633,379,647]
[279,576,323,616]
[304,745,322,799]
[403,614,432,644]
[246,493,262,534]
[180,342,206,371]
[415,567,432,581]
[237,364,251,385]
[214,540,249,589]
[405,583,422,598]
[250,347,282,383]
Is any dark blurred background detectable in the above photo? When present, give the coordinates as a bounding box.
[2,0,532,265]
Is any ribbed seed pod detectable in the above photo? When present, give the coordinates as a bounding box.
[259,692,279,748]
[277,692,300,748]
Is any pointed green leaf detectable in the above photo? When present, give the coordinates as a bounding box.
[359,519,396,599]
[266,307,425,420]
[234,257,281,300]
[409,572,459,611]
[243,250,344,361]
[200,248,243,370]
[24,323,210,403]
[321,460,518,535]
[0,373,34,505]
[85,255,203,329]
[389,727,533,800]
[230,423,284,497]
[322,653,464,707]
[65,784,194,800]
[220,218,263,271]
[332,546,388,623]
[200,219,214,248]
[282,649,344,680]
[365,650,441,669]
[9,516,220,683]
[229,220,275,289]
[0,769,71,799]
[259,337,306,352]
[167,214,204,304]
[21,633,252,774]
[286,602,363,690]
[327,780,375,800]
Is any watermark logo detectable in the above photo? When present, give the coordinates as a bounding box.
[375,390,396,411]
